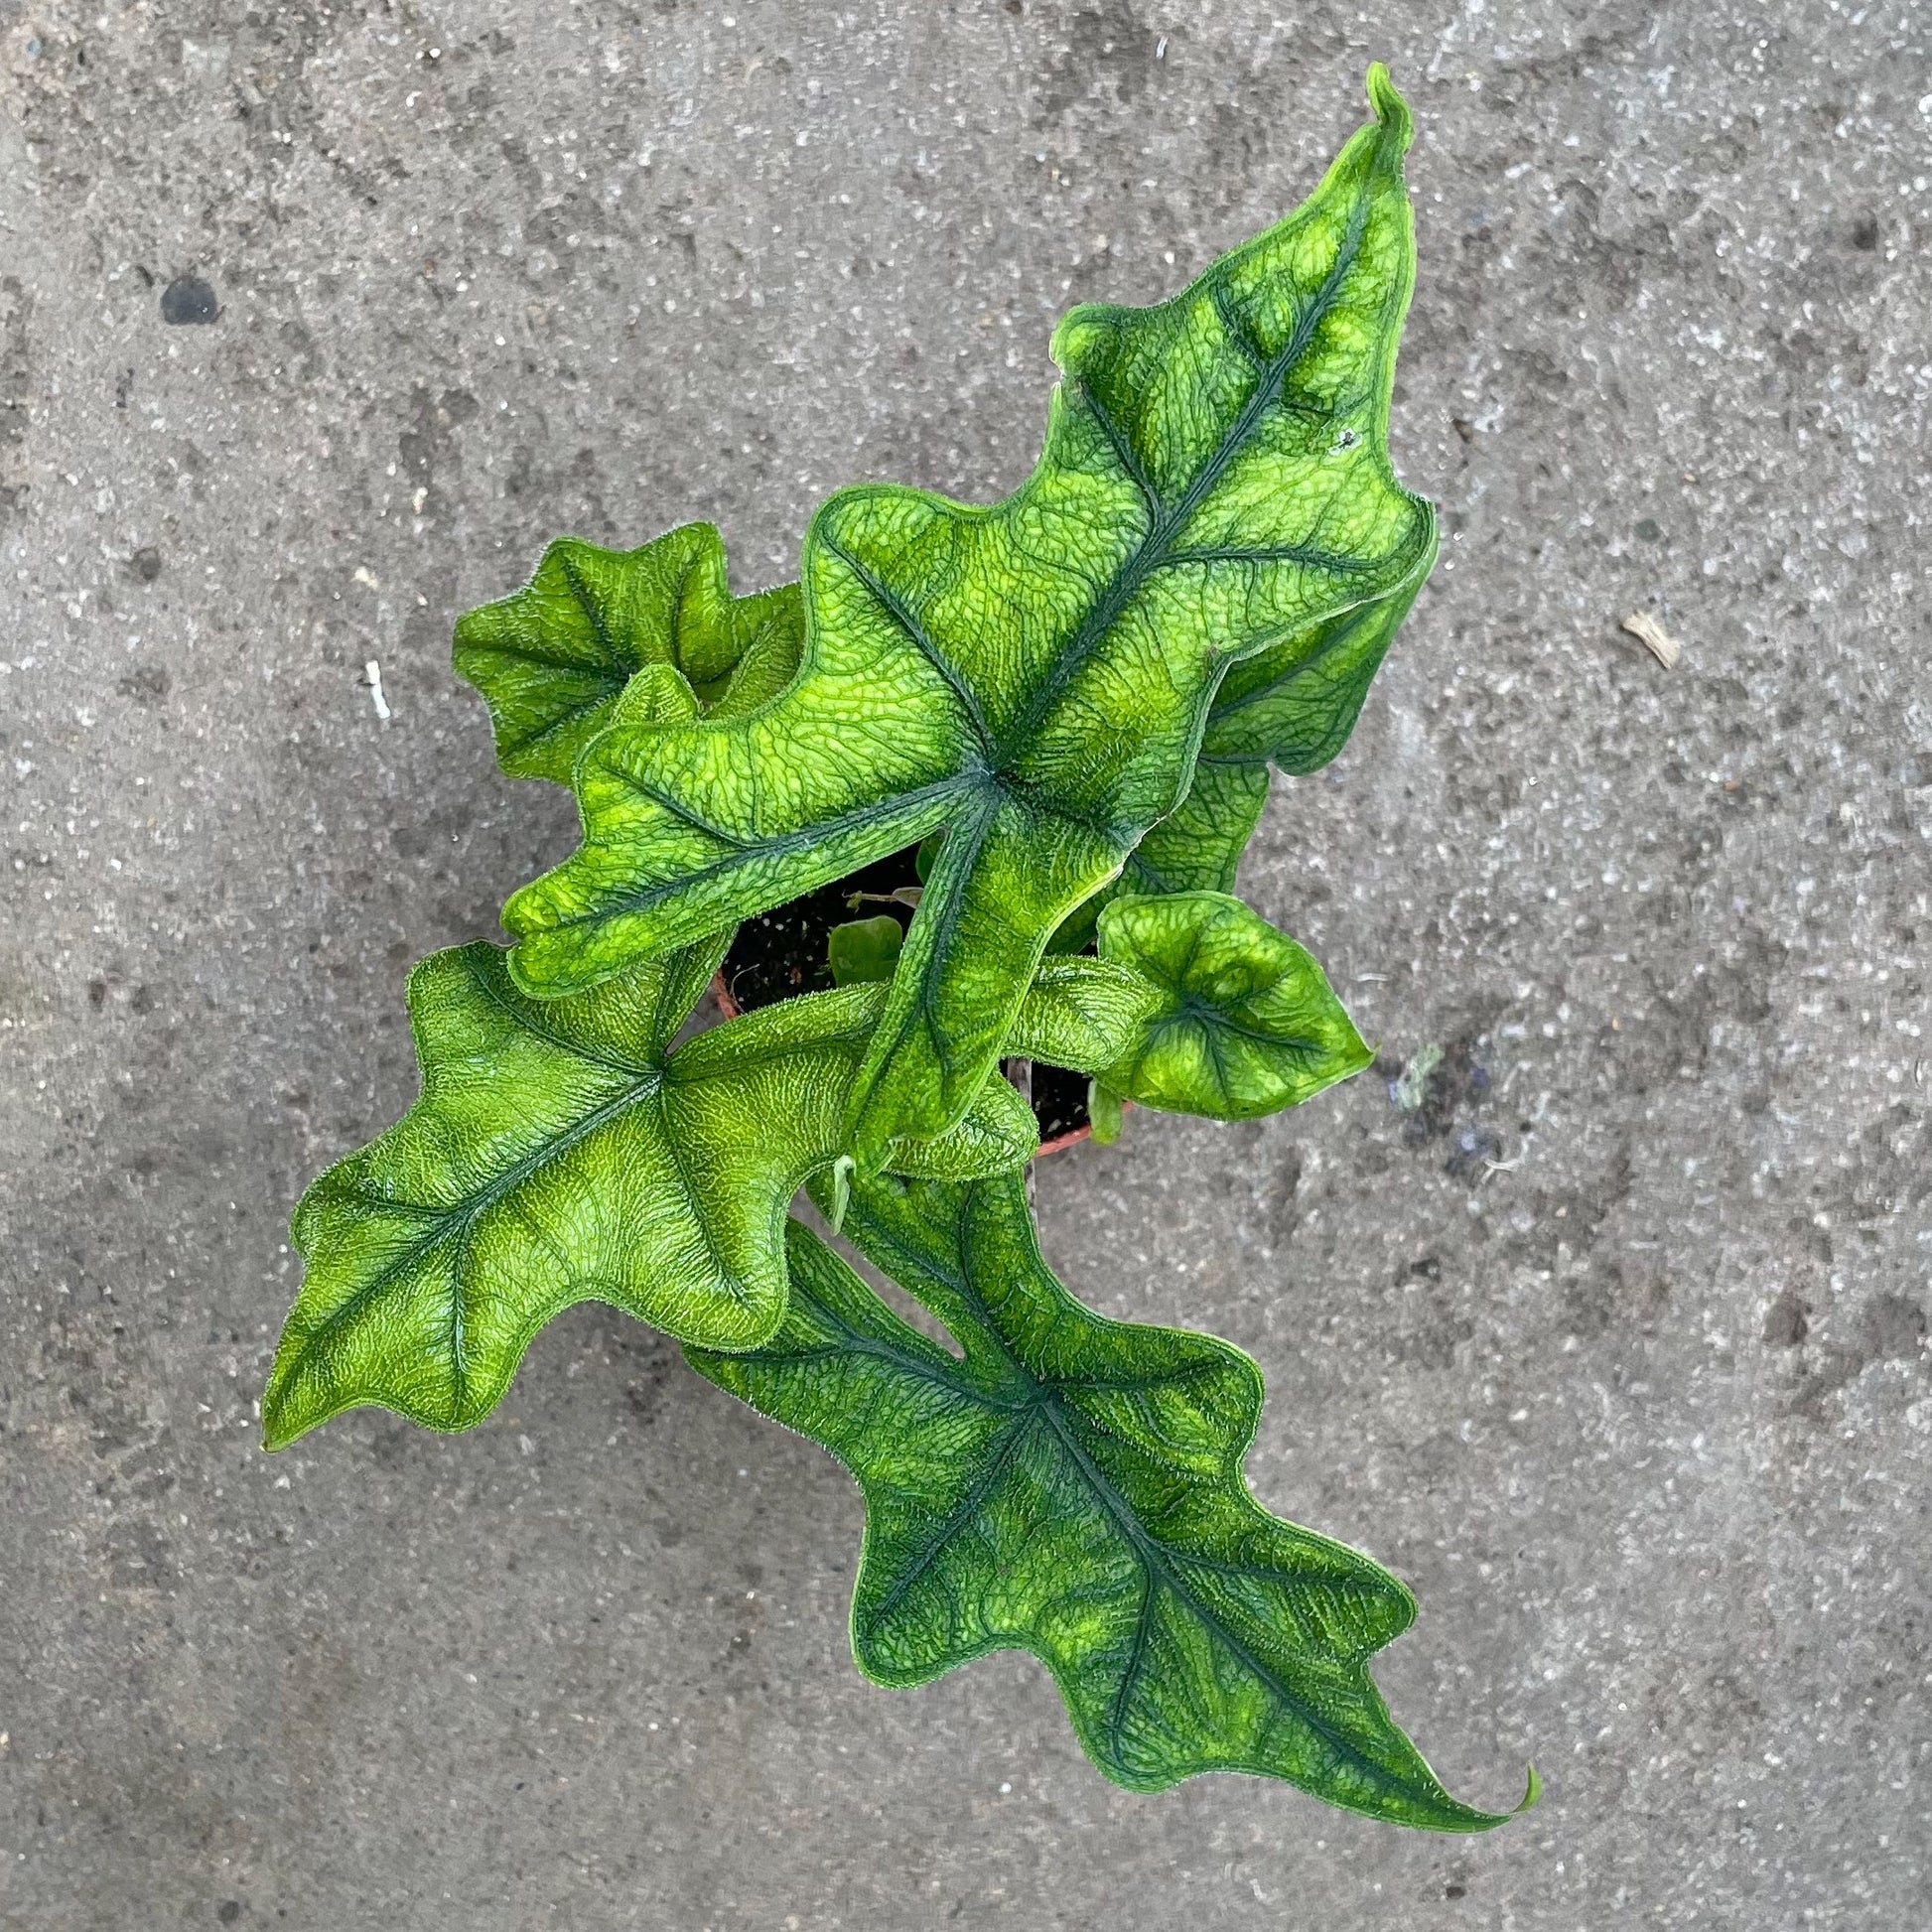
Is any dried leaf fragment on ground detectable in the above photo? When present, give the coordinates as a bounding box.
[1620,611,1682,668]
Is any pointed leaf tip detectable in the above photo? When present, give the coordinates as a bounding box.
[1448,1761,1540,1834]
[1365,63,1413,150]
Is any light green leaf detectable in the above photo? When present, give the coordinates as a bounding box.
[1003,954,1162,1070]
[688,1171,1514,1827]
[264,945,1035,1449]
[1038,757,1270,958]
[828,914,904,986]
[1093,892,1372,1119]
[503,68,1433,1167]
[1115,758,1274,899]
[453,522,802,783]
[1001,896,1371,1125]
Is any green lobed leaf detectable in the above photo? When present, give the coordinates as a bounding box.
[453,522,802,783]
[502,68,1433,1167]
[1093,891,1372,1119]
[687,1171,1513,1827]
[264,944,1037,1449]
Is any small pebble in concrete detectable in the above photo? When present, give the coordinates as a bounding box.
[160,275,219,325]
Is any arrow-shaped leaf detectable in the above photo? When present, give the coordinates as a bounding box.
[1006,892,1370,1123]
[688,1171,1515,1826]
[453,522,802,783]
[1093,891,1372,1118]
[264,940,1035,1449]
[503,68,1433,1166]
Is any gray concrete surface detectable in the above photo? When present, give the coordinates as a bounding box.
[3,0,1929,1925]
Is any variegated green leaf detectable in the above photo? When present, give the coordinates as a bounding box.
[503,69,1432,1168]
[264,943,1035,1448]
[1005,895,1370,1125]
[1093,892,1371,1119]
[688,1172,1520,1827]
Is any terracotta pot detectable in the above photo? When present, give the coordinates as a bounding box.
[1034,1115,1095,1157]
[710,971,1105,1156]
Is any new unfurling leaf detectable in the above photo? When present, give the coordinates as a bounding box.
[503,68,1431,1166]
[1095,891,1373,1118]
[1005,891,1370,1124]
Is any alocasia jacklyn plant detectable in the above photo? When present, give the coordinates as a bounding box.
[267,69,1532,1829]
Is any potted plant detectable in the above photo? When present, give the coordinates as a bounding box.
[264,68,1530,1830]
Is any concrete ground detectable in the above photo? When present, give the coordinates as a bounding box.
[3,1,1928,1925]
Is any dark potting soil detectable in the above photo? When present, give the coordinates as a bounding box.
[718,845,1093,1146]
[1030,1060,1092,1143]
[719,848,922,1012]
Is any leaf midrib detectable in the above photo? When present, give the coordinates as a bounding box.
[848,785,999,1116]
[558,547,633,675]
[1169,992,1330,1055]
[819,531,996,759]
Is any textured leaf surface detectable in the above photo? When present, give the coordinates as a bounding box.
[688,1172,1509,1827]
[1002,954,1162,1071]
[454,522,801,782]
[1114,759,1273,900]
[1093,892,1371,1119]
[1107,553,1427,912]
[504,69,1432,1165]
[264,945,1035,1448]
[1202,565,1424,774]
[1003,896,1370,1124]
